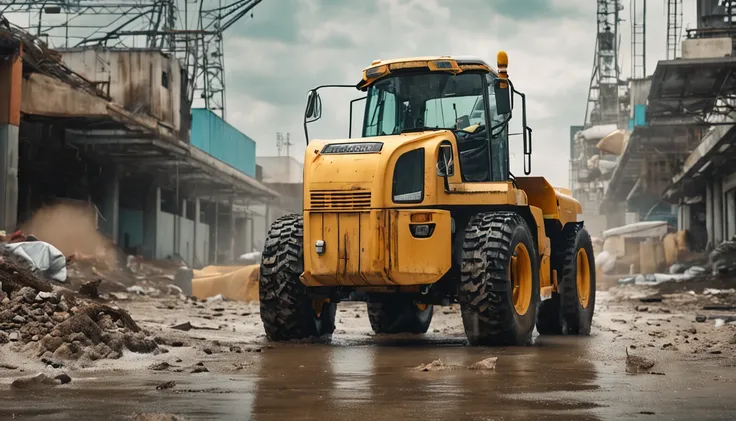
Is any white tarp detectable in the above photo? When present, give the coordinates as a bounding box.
[239,251,262,264]
[5,241,67,283]
[618,266,705,286]
[602,221,668,240]
[580,124,618,142]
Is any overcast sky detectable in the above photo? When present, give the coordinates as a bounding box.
[5,0,699,188]
[224,0,698,187]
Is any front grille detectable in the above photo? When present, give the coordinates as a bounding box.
[310,190,371,210]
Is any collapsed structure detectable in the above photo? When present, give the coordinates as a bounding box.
[0,20,281,268]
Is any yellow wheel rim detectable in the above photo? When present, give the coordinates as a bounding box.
[510,243,533,316]
[576,248,591,308]
[312,298,330,317]
[416,303,428,312]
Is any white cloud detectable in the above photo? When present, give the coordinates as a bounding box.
[5,0,693,191]
[223,0,604,190]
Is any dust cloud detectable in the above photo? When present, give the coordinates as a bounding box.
[19,202,116,265]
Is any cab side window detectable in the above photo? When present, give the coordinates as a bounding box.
[487,74,510,181]
[364,86,399,137]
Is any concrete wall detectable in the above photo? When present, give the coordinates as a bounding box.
[726,189,736,240]
[699,171,736,248]
[142,186,159,260]
[157,211,176,260]
[21,73,109,118]
[257,156,304,184]
[723,171,736,241]
[682,38,732,59]
[249,202,297,252]
[584,213,608,238]
[196,221,210,267]
[155,209,210,265]
[59,48,181,132]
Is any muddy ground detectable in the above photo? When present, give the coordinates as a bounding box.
[1,278,735,421]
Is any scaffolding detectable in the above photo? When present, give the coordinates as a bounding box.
[631,0,646,79]
[584,0,624,128]
[666,0,683,60]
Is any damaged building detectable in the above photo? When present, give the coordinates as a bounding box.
[0,26,279,267]
[573,1,736,275]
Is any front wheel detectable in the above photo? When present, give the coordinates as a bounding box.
[459,212,540,346]
[259,214,336,341]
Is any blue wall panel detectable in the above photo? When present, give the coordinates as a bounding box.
[191,108,256,177]
[633,104,647,128]
[119,207,144,249]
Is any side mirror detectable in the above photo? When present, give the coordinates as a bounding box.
[305,90,322,120]
[494,79,512,115]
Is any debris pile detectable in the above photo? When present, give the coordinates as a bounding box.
[709,236,736,276]
[66,252,181,295]
[0,252,159,363]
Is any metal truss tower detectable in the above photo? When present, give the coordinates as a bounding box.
[666,0,683,60]
[0,0,263,120]
[630,0,646,79]
[584,0,624,128]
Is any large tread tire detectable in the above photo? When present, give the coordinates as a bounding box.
[536,293,563,335]
[536,223,596,336]
[459,211,540,346]
[367,299,433,334]
[259,214,336,342]
[557,224,596,335]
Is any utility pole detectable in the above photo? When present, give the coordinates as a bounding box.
[276,132,292,157]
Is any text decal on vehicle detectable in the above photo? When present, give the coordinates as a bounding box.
[321,142,384,155]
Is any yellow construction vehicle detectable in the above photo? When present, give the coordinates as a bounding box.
[259,53,595,346]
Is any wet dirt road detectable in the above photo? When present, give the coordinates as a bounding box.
[2,294,736,421]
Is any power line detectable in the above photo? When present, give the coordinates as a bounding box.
[0,0,264,119]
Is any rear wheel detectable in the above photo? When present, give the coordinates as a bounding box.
[536,294,562,334]
[536,223,596,336]
[259,214,336,341]
[459,212,540,346]
[367,299,433,334]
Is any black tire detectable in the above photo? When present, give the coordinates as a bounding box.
[367,299,433,334]
[556,224,596,335]
[259,214,336,341]
[536,293,563,335]
[459,211,540,346]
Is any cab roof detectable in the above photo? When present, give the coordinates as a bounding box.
[357,55,497,90]
[364,55,494,70]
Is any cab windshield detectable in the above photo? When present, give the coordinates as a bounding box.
[361,71,509,182]
[362,72,495,137]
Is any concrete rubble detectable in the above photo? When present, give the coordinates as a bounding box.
[0,248,162,365]
[414,357,498,372]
